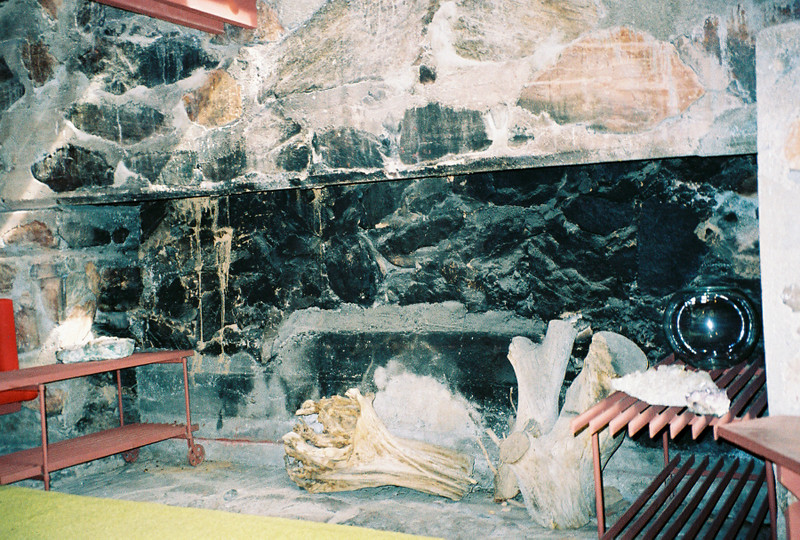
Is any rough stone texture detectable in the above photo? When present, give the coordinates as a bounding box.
[115,155,760,448]
[0,204,140,443]
[1,220,56,248]
[399,103,492,164]
[76,34,217,95]
[97,267,142,312]
[518,27,705,133]
[448,0,597,62]
[183,70,242,127]
[68,102,166,144]
[0,0,794,206]
[726,6,757,102]
[20,38,56,86]
[0,56,25,113]
[0,0,779,521]
[30,145,115,193]
[314,128,386,170]
[0,262,14,291]
[254,4,286,42]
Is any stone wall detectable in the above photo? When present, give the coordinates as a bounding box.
[0,205,141,446]
[136,155,760,444]
[0,0,773,462]
[0,153,761,449]
[0,0,796,207]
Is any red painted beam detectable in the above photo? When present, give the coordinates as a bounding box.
[161,0,257,28]
[92,0,257,34]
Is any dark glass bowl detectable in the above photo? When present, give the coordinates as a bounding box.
[663,287,760,370]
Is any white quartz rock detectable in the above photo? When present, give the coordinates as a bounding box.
[611,364,730,416]
[56,337,135,363]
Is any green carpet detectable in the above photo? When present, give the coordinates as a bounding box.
[0,486,432,539]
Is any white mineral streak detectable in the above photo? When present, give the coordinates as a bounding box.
[611,365,730,416]
[56,336,135,363]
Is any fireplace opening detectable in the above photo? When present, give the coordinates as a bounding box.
[0,152,763,535]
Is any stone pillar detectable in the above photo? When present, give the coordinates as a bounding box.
[757,23,800,539]
[757,22,800,416]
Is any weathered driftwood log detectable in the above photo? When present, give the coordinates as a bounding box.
[494,324,648,529]
[283,388,476,500]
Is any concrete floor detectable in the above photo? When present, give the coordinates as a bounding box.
[13,436,767,539]
[15,438,617,540]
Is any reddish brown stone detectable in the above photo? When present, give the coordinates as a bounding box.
[2,220,56,248]
[256,4,285,42]
[20,39,56,86]
[39,277,62,323]
[85,262,101,297]
[14,304,40,353]
[183,70,242,127]
[38,0,62,19]
[517,27,705,133]
[20,387,65,414]
[786,118,800,170]
[44,388,65,414]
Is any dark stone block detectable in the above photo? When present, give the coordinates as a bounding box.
[59,224,111,248]
[200,287,222,343]
[155,151,199,185]
[140,200,169,241]
[562,195,634,235]
[637,198,706,294]
[77,36,217,95]
[313,127,385,169]
[136,37,217,88]
[201,143,246,182]
[125,152,172,182]
[98,266,142,312]
[377,203,464,256]
[130,153,757,373]
[0,57,25,113]
[726,15,756,102]
[275,142,310,172]
[140,317,195,350]
[323,235,379,305]
[454,167,567,206]
[217,372,254,417]
[419,64,436,84]
[112,227,130,244]
[68,102,166,144]
[31,145,114,193]
[398,103,491,164]
[57,206,139,250]
[157,277,193,319]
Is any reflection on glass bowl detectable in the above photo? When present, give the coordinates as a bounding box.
[664,287,760,370]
